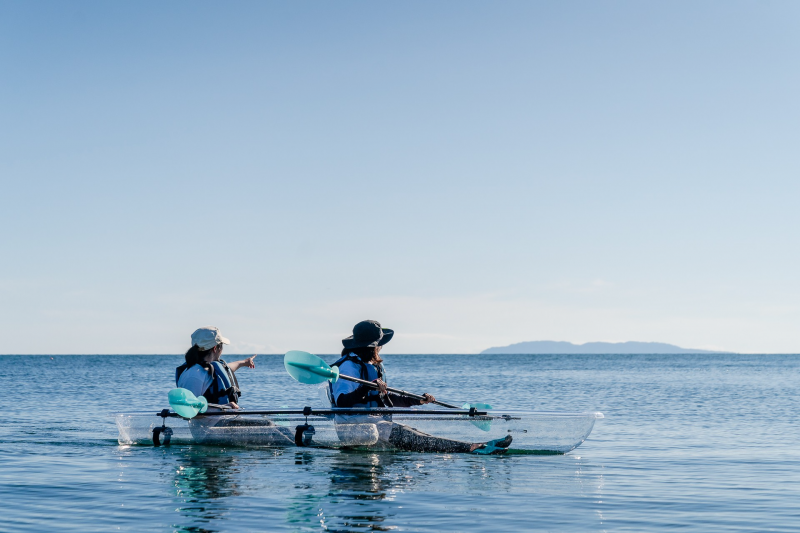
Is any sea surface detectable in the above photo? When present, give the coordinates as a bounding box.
[0,354,798,532]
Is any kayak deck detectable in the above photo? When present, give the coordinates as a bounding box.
[115,408,602,454]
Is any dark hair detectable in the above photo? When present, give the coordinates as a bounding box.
[341,345,381,365]
[184,344,218,369]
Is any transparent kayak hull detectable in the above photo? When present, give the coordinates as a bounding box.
[115,409,603,454]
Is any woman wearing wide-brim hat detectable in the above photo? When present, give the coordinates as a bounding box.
[329,320,511,453]
[330,320,435,410]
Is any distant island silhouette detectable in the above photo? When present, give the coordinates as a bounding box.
[481,341,730,354]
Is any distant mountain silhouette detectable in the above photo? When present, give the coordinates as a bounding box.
[481,341,729,354]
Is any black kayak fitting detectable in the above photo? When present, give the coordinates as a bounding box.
[294,424,315,447]
[295,407,316,446]
[153,409,173,447]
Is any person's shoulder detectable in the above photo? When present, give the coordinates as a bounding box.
[182,364,210,378]
[337,359,363,376]
[338,359,361,370]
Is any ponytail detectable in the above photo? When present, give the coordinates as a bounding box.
[183,344,216,369]
[177,344,222,385]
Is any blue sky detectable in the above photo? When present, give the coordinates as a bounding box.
[1,1,798,354]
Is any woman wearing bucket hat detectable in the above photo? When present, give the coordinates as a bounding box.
[330,320,511,453]
[330,320,435,409]
[175,326,257,410]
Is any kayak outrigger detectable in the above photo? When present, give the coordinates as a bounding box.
[114,351,603,454]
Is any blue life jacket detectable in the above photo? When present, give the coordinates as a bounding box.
[329,353,386,408]
[175,359,240,405]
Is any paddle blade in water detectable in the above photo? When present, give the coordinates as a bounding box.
[284,350,340,384]
[168,388,208,419]
[463,402,493,432]
[463,402,492,410]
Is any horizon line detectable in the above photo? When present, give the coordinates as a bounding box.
[4,352,800,356]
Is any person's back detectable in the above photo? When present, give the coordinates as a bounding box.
[176,360,238,406]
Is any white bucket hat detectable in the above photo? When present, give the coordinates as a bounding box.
[191,326,230,350]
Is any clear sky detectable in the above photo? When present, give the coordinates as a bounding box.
[1,1,798,354]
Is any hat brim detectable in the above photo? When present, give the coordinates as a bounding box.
[378,328,394,346]
[342,328,394,349]
[194,335,231,351]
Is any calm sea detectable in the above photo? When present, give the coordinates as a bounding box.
[0,354,797,532]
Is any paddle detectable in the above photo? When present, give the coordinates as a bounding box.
[462,402,493,431]
[168,388,210,419]
[167,386,494,433]
[284,350,464,409]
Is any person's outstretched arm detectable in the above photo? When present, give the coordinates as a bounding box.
[227,355,257,372]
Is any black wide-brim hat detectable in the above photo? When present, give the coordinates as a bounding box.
[342,320,394,349]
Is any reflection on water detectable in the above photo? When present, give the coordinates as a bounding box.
[157,445,605,532]
[284,450,427,531]
[321,451,405,532]
[328,451,396,500]
[170,447,243,533]
[285,450,325,530]
[117,440,605,533]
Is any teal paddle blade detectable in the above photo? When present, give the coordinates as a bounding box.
[275,405,291,427]
[168,388,208,419]
[463,402,492,410]
[463,402,493,432]
[284,350,339,384]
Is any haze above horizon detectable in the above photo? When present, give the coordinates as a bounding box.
[2,2,799,355]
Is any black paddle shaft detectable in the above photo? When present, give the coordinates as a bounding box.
[337,374,461,409]
[160,407,493,418]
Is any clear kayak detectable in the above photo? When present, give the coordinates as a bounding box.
[115,407,603,454]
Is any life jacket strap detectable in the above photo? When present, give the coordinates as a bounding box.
[329,354,369,407]
[210,360,240,404]
[329,354,388,408]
